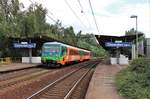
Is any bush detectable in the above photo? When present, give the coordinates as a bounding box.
[116,57,150,99]
[130,58,150,73]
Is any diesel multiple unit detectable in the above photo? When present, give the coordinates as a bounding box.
[41,42,91,67]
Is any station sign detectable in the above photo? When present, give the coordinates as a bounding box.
[105,42,132,47]
[13,42,36,48]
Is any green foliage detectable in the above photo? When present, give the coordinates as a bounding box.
[77,34,107,57]
[116,57,150,99]
[63,26,77,46]
[0,0,107,58]
[125,28,136,36]
[130,58,150,73]
[125,28,145,43]
[125,28,145,58]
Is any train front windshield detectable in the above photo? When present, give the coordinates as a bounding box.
[42,44,60,56]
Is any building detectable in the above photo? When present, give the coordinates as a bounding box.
[138,40,144,55]
[146,38,150,56]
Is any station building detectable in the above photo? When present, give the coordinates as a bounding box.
[145,38,150,56]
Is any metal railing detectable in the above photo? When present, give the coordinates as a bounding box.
[0,57,22,65]
[0,57,11,65]
[11,57,22,63]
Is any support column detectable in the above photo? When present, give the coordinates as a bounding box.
[132,44,136,59]
[29,48,32,63]
[116,48,120,64]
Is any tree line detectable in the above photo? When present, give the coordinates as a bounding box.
[0,0,106,57]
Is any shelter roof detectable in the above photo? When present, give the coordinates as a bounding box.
[95,34,143,50]
[9,36,90,51]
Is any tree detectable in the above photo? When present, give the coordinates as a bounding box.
[0,0,25,37]
[63,26,77,45]
[0,0,107,58]
[125,28,145,57]
[23,3,47,37]
[125,28,136,36]
[125,28,144,37]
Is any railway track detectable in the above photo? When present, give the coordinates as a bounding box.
[0,60,100,99]
[0,62,89,90]
[26,60,99,99]
[0,68,46,81]
[0,69,51,89]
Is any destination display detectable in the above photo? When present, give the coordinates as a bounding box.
[105,42,132,47]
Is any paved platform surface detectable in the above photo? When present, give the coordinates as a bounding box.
[85,64,127,99]
[0,63,40,73]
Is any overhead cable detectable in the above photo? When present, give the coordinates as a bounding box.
[77,0,91,28]
[28,0,58,23]
[89,0,100,34]
[77,0,84,13]
[64,0,87,28]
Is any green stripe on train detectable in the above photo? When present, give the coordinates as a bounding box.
[41,55,64,61]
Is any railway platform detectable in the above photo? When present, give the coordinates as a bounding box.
[0,63,40,73]
[85,64,127,99]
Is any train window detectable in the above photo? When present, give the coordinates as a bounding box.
[70,50,74,55]
[69,49,72,55]
[70,50,73,55]
[61,48,64,55]
[61,47,66,55]
[70,49,77,55]
[78,51,82,55]
[85,52,88,55]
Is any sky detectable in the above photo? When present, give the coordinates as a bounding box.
[19,0,150,38]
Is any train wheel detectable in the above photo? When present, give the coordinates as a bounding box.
[47,63,51,67]
[57,64,62,68]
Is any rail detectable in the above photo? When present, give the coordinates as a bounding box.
[26,60,99,99]
[26,66,85,99]
[64,62,97,99]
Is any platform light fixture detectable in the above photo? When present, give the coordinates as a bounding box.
[130,15,138,58]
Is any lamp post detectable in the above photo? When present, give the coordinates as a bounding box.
[130,15,138,58]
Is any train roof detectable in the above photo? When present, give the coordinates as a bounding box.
[44,42,90,52]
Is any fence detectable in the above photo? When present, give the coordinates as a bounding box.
[0,57,11,64]
[0,57,22,65]
[11,57,22,63]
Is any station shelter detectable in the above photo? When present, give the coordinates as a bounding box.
[95,34,143,64]
[10,36,86,63]
[10,36,61,63]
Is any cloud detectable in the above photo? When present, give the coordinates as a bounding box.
[116,3,150,37]
[19,0,150,37]
[92,1,150,37]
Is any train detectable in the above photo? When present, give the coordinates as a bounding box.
[41,42,91,67]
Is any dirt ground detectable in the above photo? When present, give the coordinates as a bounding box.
[85,64,127,99]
